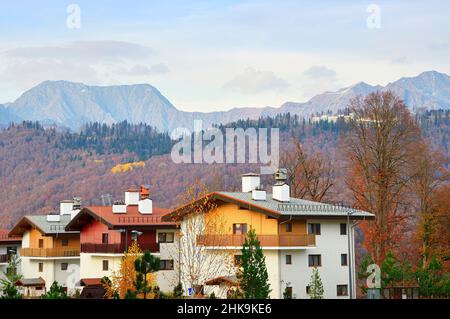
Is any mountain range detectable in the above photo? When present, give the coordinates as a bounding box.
[1,70,449,132]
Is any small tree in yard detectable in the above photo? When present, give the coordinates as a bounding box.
[103,241,142,299]
[416,256,450,298]
[0,255,22,299]
[134,251,160,299]
[41,281,68,299]
[239,229,271,299]
[172,282,183,299]
[308,268,324,299]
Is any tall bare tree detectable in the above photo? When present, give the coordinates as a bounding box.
[412,142,449,267]
[167,180,235,297]
[343,91,421,263]
[281,139,334,201]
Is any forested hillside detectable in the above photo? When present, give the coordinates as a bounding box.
[0,110,448,229]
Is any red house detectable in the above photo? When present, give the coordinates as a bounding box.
[65,186,178,293]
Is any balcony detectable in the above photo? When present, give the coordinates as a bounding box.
[20,247,80,258]
[197,234,316,248]
[80,242,159,254]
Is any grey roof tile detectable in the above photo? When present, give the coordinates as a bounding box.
[26,215,78,235]
[217,192,374,218]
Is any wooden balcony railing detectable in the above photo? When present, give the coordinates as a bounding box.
[81,242,159,254]
[197,234,316,247]
[0,233,21,241]
[20,247,80,257]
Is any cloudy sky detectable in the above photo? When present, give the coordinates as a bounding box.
[1,0,449,112]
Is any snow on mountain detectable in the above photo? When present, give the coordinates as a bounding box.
[2,71,450,132]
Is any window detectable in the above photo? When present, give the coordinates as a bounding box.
[38,239,44,248]
[102,260,109,271]
[286,254,292,265]
[61,263,68,271]
[160,260,174,270]
[38,262,43,272]
[233,223,248,235]
[340,223,347,235]
[61,239,69,247]
[102,233,109,244]
[308,254,321,267]
[234,255,242,266]
[306,286,310,294]
[158,232,174,243]
[308,223,321,235]
[285,223,293,233]
[341,254,348,266]
[337,285,348,296]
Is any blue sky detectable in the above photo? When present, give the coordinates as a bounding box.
[1,0,449,111]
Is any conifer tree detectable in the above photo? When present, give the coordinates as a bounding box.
[239,229,271,299]
[134,251,160,299]
[308,267,324,299]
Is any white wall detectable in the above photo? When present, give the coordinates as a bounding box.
[79,253,122,279]
[21,257,80,293]
[279,219,353,299]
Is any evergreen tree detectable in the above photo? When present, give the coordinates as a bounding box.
[381,251,414,289]
[41,281,68,299]
[172,282,183,299]
[308,267,324,299]
[239,229,271,299]
[416,256,450,298]
[134,251,160,299]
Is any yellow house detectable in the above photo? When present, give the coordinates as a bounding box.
[9,202,81,296]
[163,173,374,299]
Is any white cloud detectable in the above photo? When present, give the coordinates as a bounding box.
[3,41,153,62]
[302,65,337,81]
[224,67,289,94]
[391,56,410,64]
[0,59,100,90]
[125,63,170,76]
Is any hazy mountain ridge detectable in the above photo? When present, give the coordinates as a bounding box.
[2,71,450,132]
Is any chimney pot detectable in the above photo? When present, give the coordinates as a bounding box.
[241,173,261,192]
[125,188,140,206]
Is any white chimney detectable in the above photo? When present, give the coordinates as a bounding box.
[272,168,290,202]
[138,198,152,214]
[125,188,140,206]
[47,214,61,222]
[241,173,260,192]
[60,200,74,215]
[113,201,127,214]
[252,189,266,201]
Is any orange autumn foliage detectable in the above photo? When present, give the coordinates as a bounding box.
[104,241,141,299]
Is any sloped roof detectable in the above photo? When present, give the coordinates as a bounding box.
[15,277,46,287]
[218,192,374,218]
[80,278,103,286]
[9,215,78,237]
[66,205,176,231]
[205,275,238,286]
[163,191,375,221]
[0,229,21,243]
